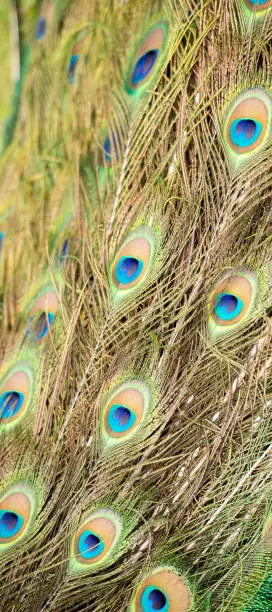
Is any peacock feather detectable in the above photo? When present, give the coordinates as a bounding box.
[0,348,39,432]
[1,0,272,610]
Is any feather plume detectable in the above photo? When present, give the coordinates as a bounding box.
[1,0,272,610]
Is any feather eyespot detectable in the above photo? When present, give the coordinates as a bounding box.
[103,133,119,164]
[243,0,272,12]
[0,391,24,421]
[36,17,47,40]
[71,509,123,571]
[0,510,23,540]
[110,227,157,301]
[78,531,104,559]
[68,33,88,84]
[129,567,193,611]
[107,404,136,433]
[60,238,69,262]
[208,270,259,338]
[68,54,80,84]
[26,312,55,341]
[102,380,152,445]
[141,586,168,611]
[24,287,59,344]
[132,50,158,86]
[115,255,143,285]
[0,363,35,430]
[0,484,36,550]
[126,22,169,95]
[35,1,54,41]
[223,88,272,167]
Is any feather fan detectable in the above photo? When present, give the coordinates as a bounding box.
[1,0,272,610]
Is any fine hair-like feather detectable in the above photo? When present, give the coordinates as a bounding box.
[1,1,272,611]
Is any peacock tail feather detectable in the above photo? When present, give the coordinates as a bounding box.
[1,0,272,610]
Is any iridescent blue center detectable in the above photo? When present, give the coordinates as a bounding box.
[132,50,158,85]
[36,17,46,40]
[25,312,55,341]
[108,404,136,433]
[78,530,104,559]
[103,134,118,163]
[60,239,69,261]
[115,256,143,285]
[0,391,24,420]
[0,232,4,256]
[249,0,268,5]
[141,586,169,611]
[68,54,79,84]
[213,293,244,322]
[230,118,262,149]
[0,510,23,539]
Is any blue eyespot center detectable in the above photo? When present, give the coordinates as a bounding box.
[25,312,55,341]
[36,17,46,40]
[115,256,143,285]
[249,0,268,5]
[78,530,104,559]
[213,293,244,322]
[68,54,79,84]
[230,118,262,149]
[132,49,158,85]
[103,134,118,163]
[141,586,169,611]
[0,391,24,421]
[108,404,136,433]
[0,232,4,256]
[60,239,69,261]
[0,510,23,539]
